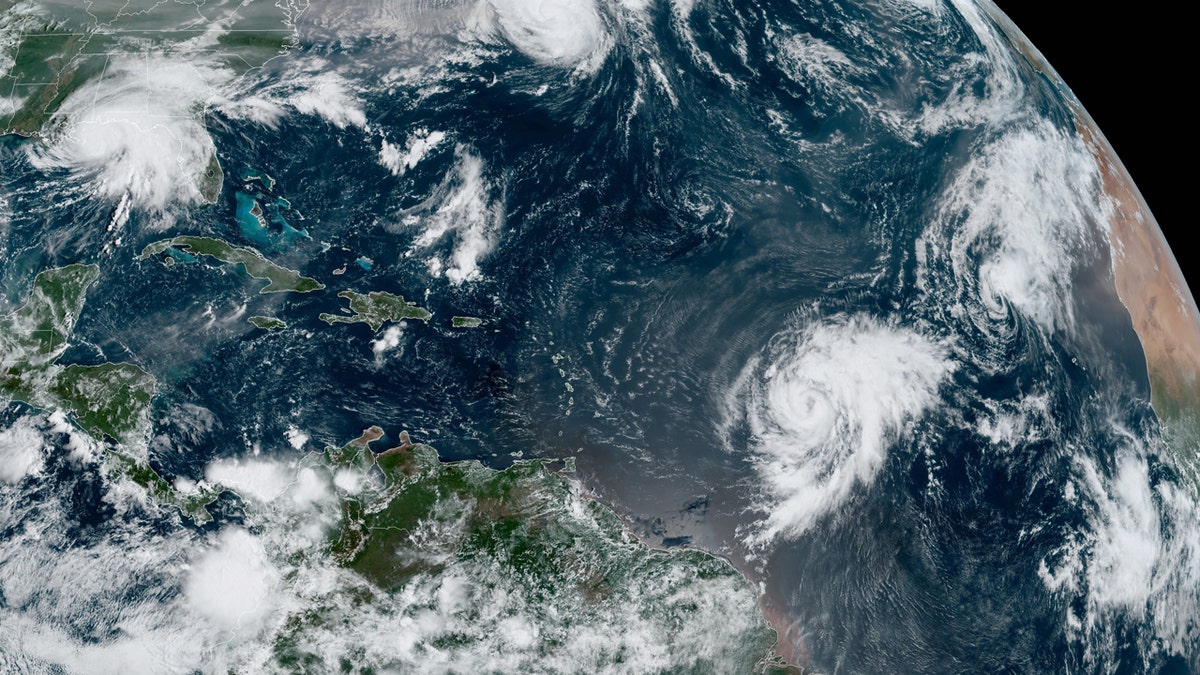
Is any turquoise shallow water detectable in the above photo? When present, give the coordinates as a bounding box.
[0,0,1197,671]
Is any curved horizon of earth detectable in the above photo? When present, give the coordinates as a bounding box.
[1,0,1198,672]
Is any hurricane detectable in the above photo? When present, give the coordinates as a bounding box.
[728,313,955,544]
[1,0,1198,671]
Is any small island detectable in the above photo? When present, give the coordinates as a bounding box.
[248,316,287,331]
[451,316,483,328]
[138,235,324,294]
[319,290,431,331]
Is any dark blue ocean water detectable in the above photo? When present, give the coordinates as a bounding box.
[1,0,1196,671]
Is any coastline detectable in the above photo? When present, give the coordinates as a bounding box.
[982,0,1200,487]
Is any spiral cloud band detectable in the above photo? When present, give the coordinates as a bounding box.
[734,314,955,544]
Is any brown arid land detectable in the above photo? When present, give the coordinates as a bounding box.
[983,1,1200,486]
[1076,109,1200,486]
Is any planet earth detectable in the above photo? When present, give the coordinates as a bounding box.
[1,0,1197,672]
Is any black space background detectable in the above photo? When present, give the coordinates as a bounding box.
[993,3,1194,290]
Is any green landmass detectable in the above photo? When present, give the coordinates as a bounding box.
[264,427,785,671]
[106,450,217,525]
[248,316,287,331]
[51,363,155,443]
[0,0,302,201]
[451,316,483,328]
[1149,385,1200,491]
[198,154,224,204]
[0,264,154,446]
[319,290,431,331]
[139,235,324,294]
[0,29,96,136]
[1,1,299,136]
[0,263,218,522]
[79,415,794,667]
[0,263,95,366]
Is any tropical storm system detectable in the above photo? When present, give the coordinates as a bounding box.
[1,0,1197,672]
